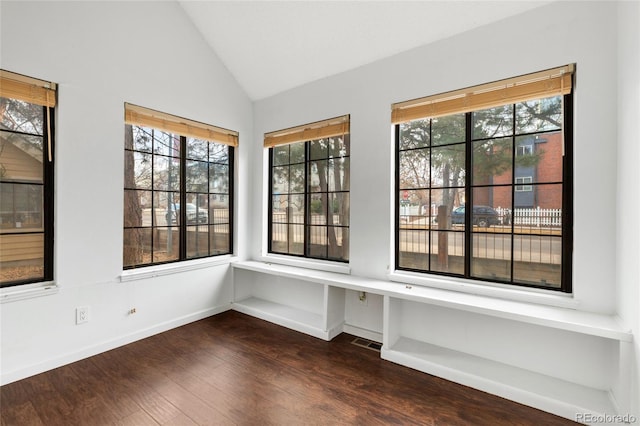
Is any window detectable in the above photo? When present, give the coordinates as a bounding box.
[0,70,56,287]
[266,115,350,262]
[515,176,533,192]
[517,144,533,156]
[123,104,236,269]
[393,65,573,292]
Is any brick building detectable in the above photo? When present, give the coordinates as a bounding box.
[477,130,563,210]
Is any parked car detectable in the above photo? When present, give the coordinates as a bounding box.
[166,203,208,225]
[451,205,500,227]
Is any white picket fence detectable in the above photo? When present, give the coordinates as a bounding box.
[496,206,562,227]
[400,205,562,228]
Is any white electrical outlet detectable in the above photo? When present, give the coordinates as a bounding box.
[358,291,368,306]
[76,306,89,324]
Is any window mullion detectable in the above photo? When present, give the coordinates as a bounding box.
[325,145,330,260]
[304,142,310,258]
[228,147,235,255]
[179,136,187,260]
[205,152,210,257]
[150,129,155,261]
[268,149,274,254]
[510,105,517,284]
[428,120,432,271]
[464,112,473,278]
[561,93,574,293]
[43,105,55,282]
[394,125,401,271]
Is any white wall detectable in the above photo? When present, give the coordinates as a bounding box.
[252,0,634,403]
[0,1,252,384]
[253,0,619,318]
[616,0,640,416]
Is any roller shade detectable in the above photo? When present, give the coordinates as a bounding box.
[264,114,350,148]
[391,64,574,124]
[0,69,57,108]
[124,103,238,147]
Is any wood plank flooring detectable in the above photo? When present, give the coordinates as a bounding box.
[1,311,578,425]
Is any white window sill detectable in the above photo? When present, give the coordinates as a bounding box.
[120,255,237,282]
[1,281,59,304]
[258,253,351,275]
[389,270,578,310]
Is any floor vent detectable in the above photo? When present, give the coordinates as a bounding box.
[351,337,382,352]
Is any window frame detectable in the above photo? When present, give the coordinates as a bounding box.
[123,111,235,270]
[394,91,573,293]
[0,71,55,289]
[267,134,350,263]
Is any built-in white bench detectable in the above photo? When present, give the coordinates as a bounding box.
[231,260,633,421]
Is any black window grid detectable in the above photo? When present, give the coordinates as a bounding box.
[124,126,233,269]
[268,138,350,262]
[395,94,572,292]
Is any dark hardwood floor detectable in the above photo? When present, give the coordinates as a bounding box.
[1,311,578,425]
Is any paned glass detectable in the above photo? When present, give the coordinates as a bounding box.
[430,144,465,187]
[210,164,230,193]
[131,126,153,152]
[288,225,304,255]
[430,230,465,274]
[0,233,44,281]
[0,98,44,135]
[152,228,180,263]
[329,135,349,157]
[513,235,562,287]
[289,142,305,164]
[186,160,208,192]
[0,131,43,181]
[309,139,328,160]
[399,120,430,150]
[209,143,229,164]
[210,194,229,224]
[432,114,465,145]
[273,145,289,166]
[272,166,289,194]
[516,96,562,134]
[153,131,180,158]
[472,104,513,140]
[399,149,430,189]
[328,227,348,261]
[471,233,512,281]
[130,152,152,189]
[289,163,305,193]
[210,224,230,254]
[186,138,209,161]
[309,160,327,192]
[472,137,512,185]
[398,229,429,269]
[328,193,349,226]
[187,225,209,258]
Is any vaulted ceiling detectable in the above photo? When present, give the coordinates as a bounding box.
[179,1,551,101]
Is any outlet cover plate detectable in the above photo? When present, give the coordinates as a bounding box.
[76,306,89,324]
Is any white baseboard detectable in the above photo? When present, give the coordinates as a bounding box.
[1,304,231,386]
